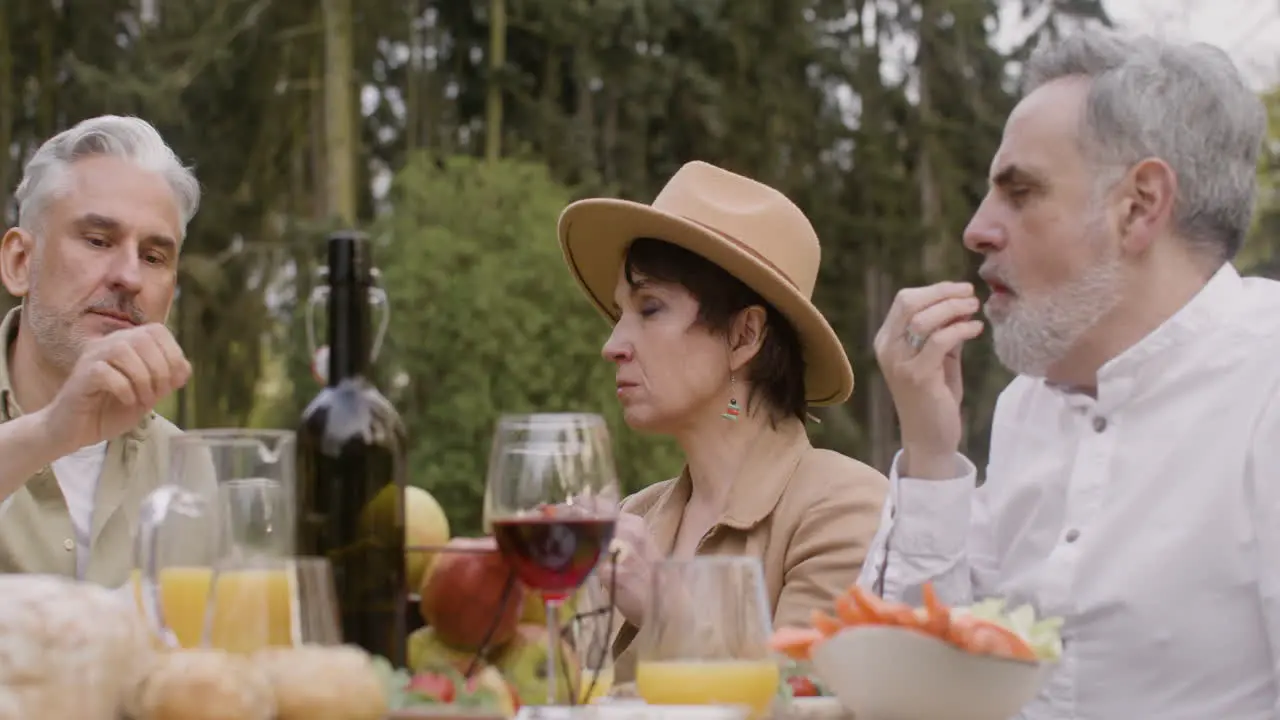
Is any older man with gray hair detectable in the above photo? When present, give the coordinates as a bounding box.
[863,30,1280,719]
[0,115,198,587]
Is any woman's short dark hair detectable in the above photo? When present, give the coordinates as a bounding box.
[622,237,807,423]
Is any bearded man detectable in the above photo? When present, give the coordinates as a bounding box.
[862,30,1280,719]
[0,115,199,587]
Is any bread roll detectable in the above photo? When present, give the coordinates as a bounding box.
[0,574,156,720]
[253,644,388,720]
[132,649,275,720]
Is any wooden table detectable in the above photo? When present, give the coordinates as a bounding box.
[386,711,507,720]
[384,698,852,720]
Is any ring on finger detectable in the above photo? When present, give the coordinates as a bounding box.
[904,329,927,352]
[609,538,632,562]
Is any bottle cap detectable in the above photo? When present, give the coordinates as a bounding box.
[327,230,372,285]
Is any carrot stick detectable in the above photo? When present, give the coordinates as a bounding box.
[881,605,924,629]
[850,585,895,624]
[920,582,951,638]
[834,593,867,626]
[811,609,843,637]
[962,619,1038,662]
[769,626,825,661]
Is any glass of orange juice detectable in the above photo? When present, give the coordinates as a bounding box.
[137,476,296,653]
[135,430,297,652]
[205,556,342,651]
[130,557,340,652]
[635,557,780,720]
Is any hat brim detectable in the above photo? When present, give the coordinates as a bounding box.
[557,198,854,406]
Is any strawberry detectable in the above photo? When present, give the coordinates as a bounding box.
[407,672,456,704]
[787,675,819,697]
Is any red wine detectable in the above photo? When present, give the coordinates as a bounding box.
[296,231,408,667]
[492,517,616,598]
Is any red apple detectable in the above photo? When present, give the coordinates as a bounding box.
[419,536,526,651]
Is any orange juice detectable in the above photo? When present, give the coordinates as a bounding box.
[579,666,614,704]
[636,660,779,719]
[131,566,294,652]
[131,566,215,649]
[206,567,294,653]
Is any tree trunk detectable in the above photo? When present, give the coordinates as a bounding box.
[485,0,506,163]
[916,2,950,279]
[0,0,12,203]
[322,0,356,224]
[864,265,894,472]
[0,0,15,314]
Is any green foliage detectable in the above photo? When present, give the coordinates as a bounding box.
[1241,89,1280,275]
[0,0,1131,487]
[372,154,682,535]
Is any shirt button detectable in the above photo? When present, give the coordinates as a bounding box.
[62,538,74,552]
[1065,529,1081,543]
[1092,416,1108,432]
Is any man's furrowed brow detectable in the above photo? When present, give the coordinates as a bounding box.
[991,163,1047,189]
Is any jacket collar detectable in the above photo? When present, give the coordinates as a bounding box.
[643,416,811,556]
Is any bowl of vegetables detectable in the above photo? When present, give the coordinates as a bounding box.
[770,584,1062,720]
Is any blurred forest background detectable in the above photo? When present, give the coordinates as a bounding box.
[1,0,1277,534]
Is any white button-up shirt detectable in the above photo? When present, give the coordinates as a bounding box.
[859,263,1280,720]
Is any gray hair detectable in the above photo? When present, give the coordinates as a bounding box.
[15,115,201,240]
[1023,31,1267,261]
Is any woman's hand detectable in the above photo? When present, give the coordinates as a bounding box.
[600,512,662,627]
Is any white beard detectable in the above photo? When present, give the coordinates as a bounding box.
[986,230,1125,378]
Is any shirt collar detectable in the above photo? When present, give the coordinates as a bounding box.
[1097,262,1243,383]
[1039,263,1243,412]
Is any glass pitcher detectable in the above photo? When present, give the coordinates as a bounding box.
[134,429,297,652]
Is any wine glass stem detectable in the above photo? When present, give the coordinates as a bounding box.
[545,597,562,705]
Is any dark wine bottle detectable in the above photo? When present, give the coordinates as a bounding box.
[297,230,408,667]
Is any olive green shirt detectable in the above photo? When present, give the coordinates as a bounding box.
[0,306,215,588]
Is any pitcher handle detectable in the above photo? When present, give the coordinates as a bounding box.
[134,484,207,649]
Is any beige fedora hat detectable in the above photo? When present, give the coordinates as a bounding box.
[557,161,854,406]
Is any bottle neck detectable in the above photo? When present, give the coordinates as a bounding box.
[327,279,369,385]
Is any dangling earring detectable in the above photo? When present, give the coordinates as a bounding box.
[721,374,741,421]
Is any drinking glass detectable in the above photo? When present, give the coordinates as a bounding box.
[484,412,621,705]
[636,557,780,720]
[202,555,343,650]
[134,429,296,651]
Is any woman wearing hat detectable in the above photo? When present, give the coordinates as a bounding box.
[558,161,889,680]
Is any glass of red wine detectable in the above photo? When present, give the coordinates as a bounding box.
[485,412,621,706]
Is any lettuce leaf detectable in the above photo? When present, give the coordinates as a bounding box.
[954,598,1064,661]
